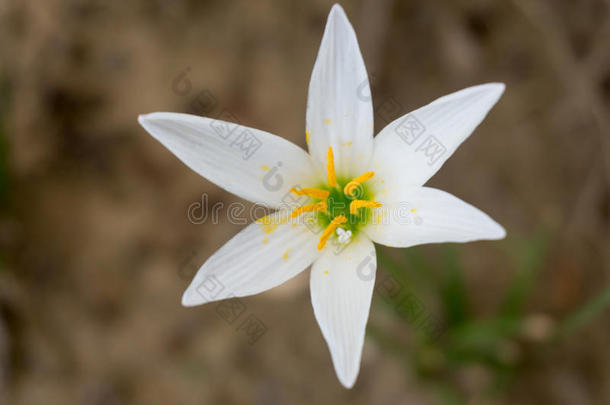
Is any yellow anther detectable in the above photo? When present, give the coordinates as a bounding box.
[349,200,382,215]
[326,147,337,187]
[290,201,327,218]
[317,215,347,250]
[343,171,375,196]
[290,187,330,200]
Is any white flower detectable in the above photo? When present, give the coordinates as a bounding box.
[138,4,506,388]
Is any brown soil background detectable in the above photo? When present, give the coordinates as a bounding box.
[0,0,609,404]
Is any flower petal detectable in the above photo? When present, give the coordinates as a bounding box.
[306,4,374,177]
[139,112,318,208]
[369,83,504,192]
[310,236,376,388]
[182,211,321,306]
[365,187,506,248]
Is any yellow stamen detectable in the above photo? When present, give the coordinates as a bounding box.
[317,215,347,250]
[290,187,330,200]
[326,147,337,187]
[290,201,327,218]
[344,172,375,196]
[350,200,382,215]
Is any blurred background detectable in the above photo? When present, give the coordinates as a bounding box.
[0,0,609,404]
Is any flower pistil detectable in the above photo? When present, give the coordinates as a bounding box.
[289,146,382,250]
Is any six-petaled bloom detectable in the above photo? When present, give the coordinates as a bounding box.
[138,4,506,388]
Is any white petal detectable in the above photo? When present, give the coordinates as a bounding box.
[365,187,506,248]
[306,4,374,177]
[182,211,321,306]
[139,112,318,208]
[369,83,504,192]
[310,236,376,388]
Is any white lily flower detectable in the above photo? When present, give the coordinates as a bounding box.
[138,4,506,388]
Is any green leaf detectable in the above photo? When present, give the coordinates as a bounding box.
[554,284,610,340]
[0,76,10,209]
[499,232,549,317]
[439,245,470,327]
[377,247,410,287]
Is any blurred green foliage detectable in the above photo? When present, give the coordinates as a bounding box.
[0,75,9,209]
[554,283,610,341]
[0,75,9,271]
[371,233,610,404]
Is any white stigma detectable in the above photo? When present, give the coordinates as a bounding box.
[336,228,352,244]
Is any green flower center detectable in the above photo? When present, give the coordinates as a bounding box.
[288,147,381,250]
[315,178,373,236]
